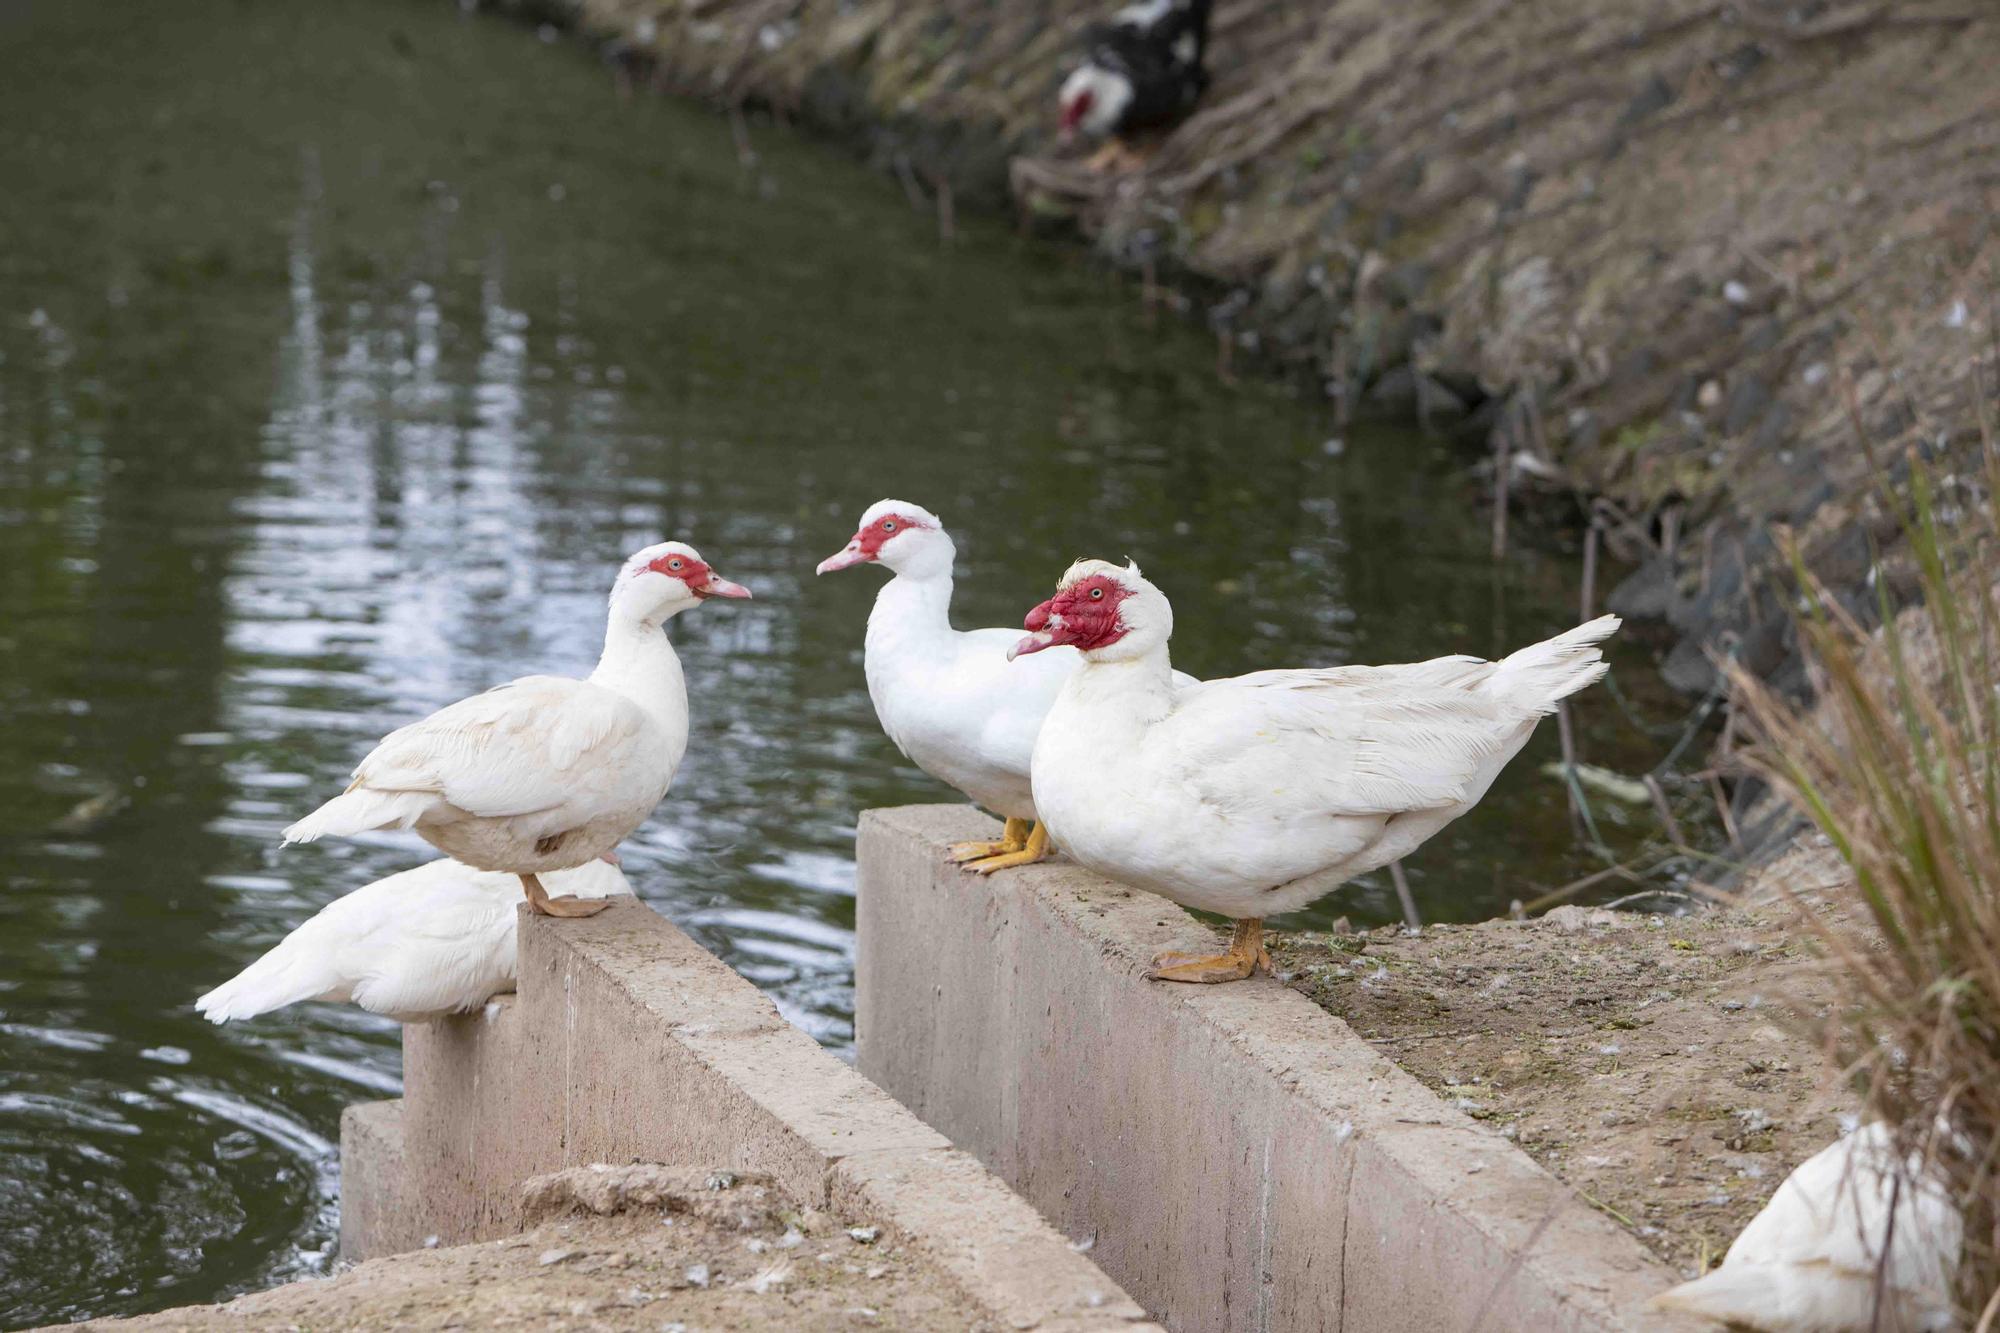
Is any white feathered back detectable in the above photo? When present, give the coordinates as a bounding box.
[1651,1122,1963,1331]
[196,858,632,1024]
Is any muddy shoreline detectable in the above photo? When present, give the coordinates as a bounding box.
[496,0,1998,732]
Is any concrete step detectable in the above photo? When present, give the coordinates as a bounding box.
[855,805,1700,1333]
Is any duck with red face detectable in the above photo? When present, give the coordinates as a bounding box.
[1018,559,1620,984]
[281,540,750,918]
[816,500,1078,873]
[1058,0,1212,172]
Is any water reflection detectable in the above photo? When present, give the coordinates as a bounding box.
[0,0,1690,1324]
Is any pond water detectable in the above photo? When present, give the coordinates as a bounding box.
[0,0,1698,1324]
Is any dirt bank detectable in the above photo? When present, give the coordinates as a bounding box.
[65,1166,979,1332]
[1271,844,1858,1279]
[510,0,1998,715]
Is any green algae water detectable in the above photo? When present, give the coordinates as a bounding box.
[0,0,1695,1323]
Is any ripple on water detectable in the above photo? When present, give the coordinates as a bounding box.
[0,0,1694,1322]
[0,1074,333,1322]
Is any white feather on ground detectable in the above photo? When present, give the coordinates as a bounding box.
[196,857,632,1025]
[1650,1121,1963,1332]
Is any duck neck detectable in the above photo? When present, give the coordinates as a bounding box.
[1070,643,1178,720]
[865,567,956,686]
[590,612,691,767]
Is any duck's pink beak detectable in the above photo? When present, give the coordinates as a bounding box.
[1008,631,1058,660]
[695,574,752,600]
[1008,597,1061,660]
[816,536,872,575]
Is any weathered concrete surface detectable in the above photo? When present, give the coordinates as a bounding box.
[338,1098,422,1265]
[358,897,1156,1331]
[857,806,1702,1333]
[542,0,2000,704]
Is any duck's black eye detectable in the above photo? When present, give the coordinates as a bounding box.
[668,558,685,571]
[883,520,897,533]
[1089,587,1105,600]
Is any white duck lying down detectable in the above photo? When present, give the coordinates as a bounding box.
[1651,1121,1963,1332]
[818,500,1198,873]
[1013,559,1618,983]
[196,856,633,1024]
[282,542,748,917]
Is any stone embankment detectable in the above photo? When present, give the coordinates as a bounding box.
[515,0,1998,717]
[856,806,1743,1332]
[61,900,1154,1333]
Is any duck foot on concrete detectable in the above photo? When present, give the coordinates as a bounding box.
[948,817,1031,865]
[962,821,1052,875]
[1148,917,1269,983]
[521,872,613,918]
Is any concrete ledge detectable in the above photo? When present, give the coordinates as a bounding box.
[350,896,1155,1331]
[856,806,1699,1333]
[337,1099,418,1264]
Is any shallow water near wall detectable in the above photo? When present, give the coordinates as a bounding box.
[0,0,1697,1324]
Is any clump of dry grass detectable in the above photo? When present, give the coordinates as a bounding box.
[1726,397,2000,1321]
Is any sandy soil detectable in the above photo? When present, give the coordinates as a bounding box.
[1273,877,1856,1278]
[70,1167,979,1332]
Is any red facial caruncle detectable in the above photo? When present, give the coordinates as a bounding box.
[1060,88,1095,134]
[1010,573,1133,658]
[646,550,752,599]
[816,511,930,575]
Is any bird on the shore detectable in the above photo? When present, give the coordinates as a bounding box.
[196,855,633,1024]
[816,501,1066,872]
[1058,0,1213,173]
[282,542,749,917]
[817,500,1194,873]
[1651,1121,1963,1332]
[1012,559,1619,983]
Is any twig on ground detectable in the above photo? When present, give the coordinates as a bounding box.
[1578,1188,1639,1230]
[1580,520,1600,621]
[1389,861,1422,931]
[1556,704,1605,848]
[1602,888,1706,911]
[1521,861,1642,913]
[1644,773,1686,846]
[1656,679,1729,774]
[1706,769,1741,844]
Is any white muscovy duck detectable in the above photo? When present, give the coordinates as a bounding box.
[815,500,1081,873]
[816,500,1198,872]
[1012,559,1619,983]
[1059,0,1213,171]
[281,542,749,917]
[1651,1121,1963,1332]
[195,855,633,1024]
